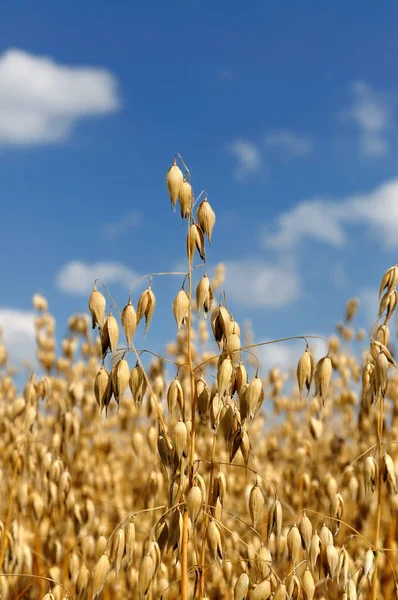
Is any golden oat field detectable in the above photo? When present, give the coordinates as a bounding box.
[0,155,397,600]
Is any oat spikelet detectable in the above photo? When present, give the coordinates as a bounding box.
[249,483,264,529]
[174,420,188,461]
[94,367,112,411]
[309,416,323,440]
[112,357,130,405]
[314,355,332,405]
[287,525,302,565]
[337,547,349,588]
[32,293,48,311]
[245,375,264,419]
[137,287,156,335]
[138,554,154,599]
[299,511,312,552]
[234,572,249,600]
[187,484,202,524]
[297,346,314,396]
[267,499,282,545]
[310,532,321,571]
[88,284,106,330]
[167,377,184,415]
[256,545,272,579]
[326,544,338,579]
[250,579,271,600]
[362,548,374,582]
[346,578,357,600]
[217,357,233,397]
[376,323,390,346]
[287,575,300,599]
[121,298,137,345]
[329,492,344,534]
[382,452,397,493]
[207,520,223,565]
[166,160,184,209]
[103,311,119,354]
[370,339,395,365]
[197,376,211,424]
[235,362,248,395]
[172,289,189,330]
[110,527,125,576]
[375,351,389,397]
[379,288,398,320]
[92,553,111,599]
[179,178,193,219]
[187,223,206,263]
[129,363,147,405]
[273,584,287,600]
[196,274,214,317]
[302,569,315,600]
[364,456,377,496]
[345,297,359,323]
[379,264,398,299]
[211,304,232,344]
[124,518,135,564]
[196,198,216,243]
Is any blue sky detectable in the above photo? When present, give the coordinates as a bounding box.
[1,1,397,367]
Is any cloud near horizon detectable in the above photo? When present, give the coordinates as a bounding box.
[0,308,36,364]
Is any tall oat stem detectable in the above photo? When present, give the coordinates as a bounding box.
[198,432,217,597]
[371,395,385,600]
[180,213,195,600]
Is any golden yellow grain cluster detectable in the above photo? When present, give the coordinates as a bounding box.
[0,155,397,599]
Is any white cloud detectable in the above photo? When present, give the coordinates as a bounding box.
[0,48,120,145]
[0,309,36,364]
[56,261,139,295]
[266,177,398,249]
[264,130,313,157]
[224,259,301,308]
[342,81,391,157]
[104,211,143,240]
[228,140,263,179]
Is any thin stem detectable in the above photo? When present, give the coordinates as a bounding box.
[192,336,328,373]
[193,190,207,210]
[175,153,190,181]
[198,432,217,597]
[371,395,385,600]
[181,213,195,600]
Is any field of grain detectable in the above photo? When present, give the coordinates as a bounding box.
[0,155,396,600]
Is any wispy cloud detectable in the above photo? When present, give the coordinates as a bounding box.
[224,259,301,308]
[56,261,139,295]
[341,81,391,157]
[0,308,36,364]
[265,177,398,249]
[0,48,120,145]
[264,130,313,157]
[104,211,143,240]
[227,139,263,179]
